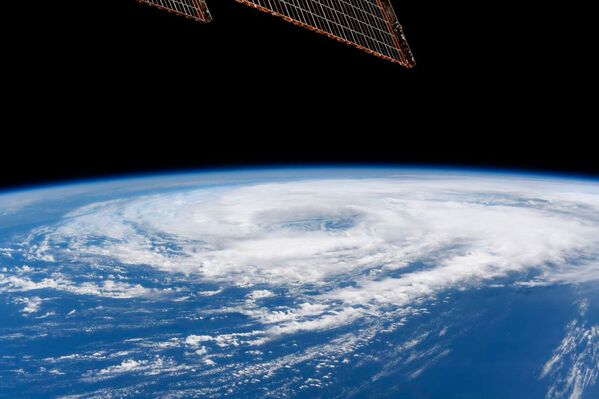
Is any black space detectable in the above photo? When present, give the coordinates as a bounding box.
[3,0,595,190]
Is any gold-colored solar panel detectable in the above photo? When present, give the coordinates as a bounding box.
[133,0,414,66]
[236,0,415,67]
[137,0,213,22]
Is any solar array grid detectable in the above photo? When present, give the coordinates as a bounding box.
[236,0,414,66]
[137,0,212,22]
[133,0,414,66]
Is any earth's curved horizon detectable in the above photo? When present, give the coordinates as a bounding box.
[1,167,598,398]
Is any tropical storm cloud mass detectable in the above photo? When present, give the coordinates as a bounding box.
[1,169,598,398]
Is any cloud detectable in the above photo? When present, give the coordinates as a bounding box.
[97,359,143,375]
[13,296,42,314]
[90,357,186,380]
[541,317,598,399]
[185,335,213,346]
[0,274,158,299]
[247,289,274,300]
[20,177,599,335]
[11,174,599,388]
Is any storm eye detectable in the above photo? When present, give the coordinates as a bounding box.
[256,207,364,232]
[278,216,358,232]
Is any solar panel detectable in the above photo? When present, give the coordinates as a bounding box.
[137,0,213,22]
[236,0,415,67]
[132,0,414,66]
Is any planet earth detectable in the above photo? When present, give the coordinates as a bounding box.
[0,168,598,399]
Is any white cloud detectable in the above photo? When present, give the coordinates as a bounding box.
[203,358,216,366]
[88,356,187,381]
[13,175,599,375]
[97,359,143,375]
[195,346,208,356]
[14,296,43,314]
[185,335,213,347]
[29,177,599,286]
[0,274,158,299]
[198,289,223,296]
[541,320,598,399]
[247,290,274,300]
